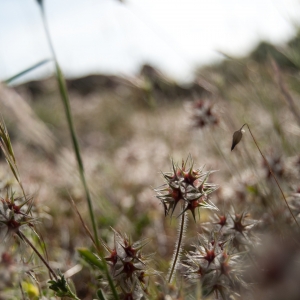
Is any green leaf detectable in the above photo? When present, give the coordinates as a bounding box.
[97,289,109,300]
[3,59,51,84]
[48,273,80,300]
[78,247,104,270]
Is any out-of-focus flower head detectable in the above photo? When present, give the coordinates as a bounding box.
[188,99,219,129]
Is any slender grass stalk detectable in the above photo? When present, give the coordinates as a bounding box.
[69,196,119,299]
[20,231,82,299]
[210,130,240,178]
[102,257,120,300]
[69,195,97,248]
[36,3,119,298]
[239,123,300,228]
[168,206,187,283]
[19,281,26,300]
[37,3,100,251]
[17,231,57,280]
[3,59,51,85]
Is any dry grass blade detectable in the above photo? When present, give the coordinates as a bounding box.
[68,195,97,249]
[38,3,100,252]
[0,84,56,154]
[0,118,20,184]
[0,117,16,164]
[271,59,300,127]
[0,117,29,200]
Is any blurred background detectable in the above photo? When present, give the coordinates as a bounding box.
[1,0,300,83]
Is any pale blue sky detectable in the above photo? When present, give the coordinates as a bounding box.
[1,0,300,83]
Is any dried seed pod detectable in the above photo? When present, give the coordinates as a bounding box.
[231,129,243,151]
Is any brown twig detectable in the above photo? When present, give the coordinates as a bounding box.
[68,195,98,250]
[17,231,57,280]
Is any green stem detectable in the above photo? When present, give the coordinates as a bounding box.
[38,4,100,250]
[19,281,26,300]
[101,255,120,300]
[211,131,240,178]
[168,206,186,283]
[37,3,119,298]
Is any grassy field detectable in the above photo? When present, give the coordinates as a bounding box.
[1,27,300,299]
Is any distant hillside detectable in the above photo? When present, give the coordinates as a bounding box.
[12,30,300,100]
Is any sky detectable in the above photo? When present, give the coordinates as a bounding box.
[1,0,300,84]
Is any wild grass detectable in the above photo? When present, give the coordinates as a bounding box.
[2,5,300,298]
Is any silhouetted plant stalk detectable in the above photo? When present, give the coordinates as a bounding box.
[231,123,300,228]
[36,1,99,251]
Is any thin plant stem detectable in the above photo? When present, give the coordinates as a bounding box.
[101,254,120,300]
[37,5,119,297]
[68,195,119,299]
[19,281,26,300]
[68,195,97,248]
[168,206,186,283]
[4,59,51,85]
[211,130,241,178]
[38,4,100,251]
[241,123,300,228]
[17,231,57,280]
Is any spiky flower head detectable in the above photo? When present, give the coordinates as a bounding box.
[101,229,156,299]
[155,156,218,220]
[0,191,36,240]
[182,232,245,299]
[211,208,257,253]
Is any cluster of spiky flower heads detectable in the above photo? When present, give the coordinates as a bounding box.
[155,156,218,221]
[213,210,257,251]
[102,229,155,300]
[182,210,257,299]
[182,232,245,299]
